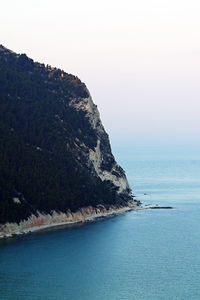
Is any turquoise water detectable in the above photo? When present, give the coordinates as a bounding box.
[0,151,200,299]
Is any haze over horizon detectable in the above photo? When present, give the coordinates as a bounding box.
[1,0,200,150]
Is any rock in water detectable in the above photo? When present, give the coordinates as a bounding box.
[0,45,137,232]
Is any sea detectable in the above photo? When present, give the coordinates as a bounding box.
[0,146,200,300]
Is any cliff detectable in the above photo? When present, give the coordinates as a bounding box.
[0,45,138,236]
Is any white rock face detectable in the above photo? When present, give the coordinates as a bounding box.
[70,91,131,195]
[13,197,21,204]
[70,92,104,133]
[89,139,130,193]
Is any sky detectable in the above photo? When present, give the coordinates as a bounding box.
[1,0,200,151]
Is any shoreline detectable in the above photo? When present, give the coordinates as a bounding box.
[0,202,141,239]
[0,203,173,239]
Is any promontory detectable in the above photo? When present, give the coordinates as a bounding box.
[0,45,139,237]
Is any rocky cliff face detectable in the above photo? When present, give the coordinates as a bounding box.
[0,45,137,229]
[69,92,131,196]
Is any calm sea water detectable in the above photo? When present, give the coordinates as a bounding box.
[0,149,200,300]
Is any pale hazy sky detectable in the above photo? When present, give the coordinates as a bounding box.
[1,0,200,148]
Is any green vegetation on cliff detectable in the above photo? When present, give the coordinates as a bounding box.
[0,45,132,224]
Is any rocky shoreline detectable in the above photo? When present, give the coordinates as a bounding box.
[0,202,173,239]
[0,201,141,239]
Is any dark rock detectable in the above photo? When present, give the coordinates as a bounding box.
[150,206,173,209]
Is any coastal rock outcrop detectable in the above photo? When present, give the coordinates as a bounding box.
[0,45,138,236]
